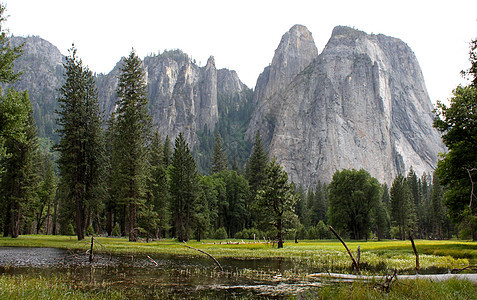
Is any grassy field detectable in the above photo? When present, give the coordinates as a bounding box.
[0,235,475,273]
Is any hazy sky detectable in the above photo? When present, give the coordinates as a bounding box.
[4,0,477,103]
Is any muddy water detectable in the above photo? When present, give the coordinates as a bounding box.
[0,247,325,298]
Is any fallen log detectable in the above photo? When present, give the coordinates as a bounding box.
[308,273,477,284]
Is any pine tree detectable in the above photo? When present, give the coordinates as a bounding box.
[163,135,172,168]
[34,152,56,234]
[390,174,416,240]
[211,132,228,174]
[55,46,105,241]
[112,49,152,242]
[0,4,26,170]
[148,130,170,238]
[1,92,39,238]
[246,131,268,227]
[169,133,199,242]
[255,158,297,248]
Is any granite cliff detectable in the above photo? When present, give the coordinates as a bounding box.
[247,25,445,186]
[9,26,444,185]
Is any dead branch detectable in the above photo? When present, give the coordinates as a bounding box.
[329,226,360,274]
[451,265,477,274]
[183,243,223,272]
[408,232,419,273]
[147,255,158,266]
[465,168,477,208]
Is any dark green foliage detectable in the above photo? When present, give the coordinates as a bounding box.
[194,88,253,174]
[255,158,297,248]
[55,46,105,241]
[169,133,199,242]
[213,170,250,237]
[147,130,170,239]
[211,132,228,173]
[390,174,416,240]
[246,131,268,227]
[0,92,39,238]
[34,152,56,234]
[213,226,228,239]
[0,4,25,167]
[434,37,477,239]
[111,49,152,241]
[328,169,381,240]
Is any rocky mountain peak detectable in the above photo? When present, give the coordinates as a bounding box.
[253,24,319,104]
[247,25,445,186]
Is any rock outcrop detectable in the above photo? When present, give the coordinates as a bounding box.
[247,25,445,186]
[9,36,65,139]
[97,50,219,145]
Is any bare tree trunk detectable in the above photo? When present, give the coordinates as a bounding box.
[52,190,59,235]
[3,202,11,237]
[11,201,20,238]
[277,218,283,248]
[129,203,137,242]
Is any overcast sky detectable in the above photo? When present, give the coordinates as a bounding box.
[4,0,477,103]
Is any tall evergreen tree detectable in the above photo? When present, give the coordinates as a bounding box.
[163,135,172,168]
[1,92,39,238]
[112,49,152,242]
[169,133,199,242]
[148,130,170,239]
[55,47,105,241]
[256,159,297,248]
[0,3,25,171]
[246,131,268,226]
[211,132,228,174]
[390,174,416,240]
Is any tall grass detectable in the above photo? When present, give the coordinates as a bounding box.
[0,274,123,299]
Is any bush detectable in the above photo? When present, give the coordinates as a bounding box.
[234,228,265,240]
[86,225,94,236]
[65,224,75,236]
[213,227,228,239]
[111,223,121,237]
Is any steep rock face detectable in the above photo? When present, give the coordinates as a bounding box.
[248,24,319,146]
[9,36,65,139]
[248,26,444,186]
[97,50,219,145]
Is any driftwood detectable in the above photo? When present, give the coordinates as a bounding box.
[308,272,477,284]
[183,243,224,271]
[329,226,360,274]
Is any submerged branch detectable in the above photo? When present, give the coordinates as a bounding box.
[183,243,224,272]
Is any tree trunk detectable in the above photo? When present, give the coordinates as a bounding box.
[277,218,283,249]
[3,202,11,237]
[11,201,20,238]
[106,205,113,236]
[75,196,85,241]
[52,190,59,235]
[129,202,137,242]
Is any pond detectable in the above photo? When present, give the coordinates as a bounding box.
[0,247,327,298]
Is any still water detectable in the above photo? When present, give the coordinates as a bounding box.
[0,247,325,298]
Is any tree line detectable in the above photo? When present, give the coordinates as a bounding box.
[0,5,475,244]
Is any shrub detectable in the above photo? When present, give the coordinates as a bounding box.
[111,223,121,237]
[213,227,228,239]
